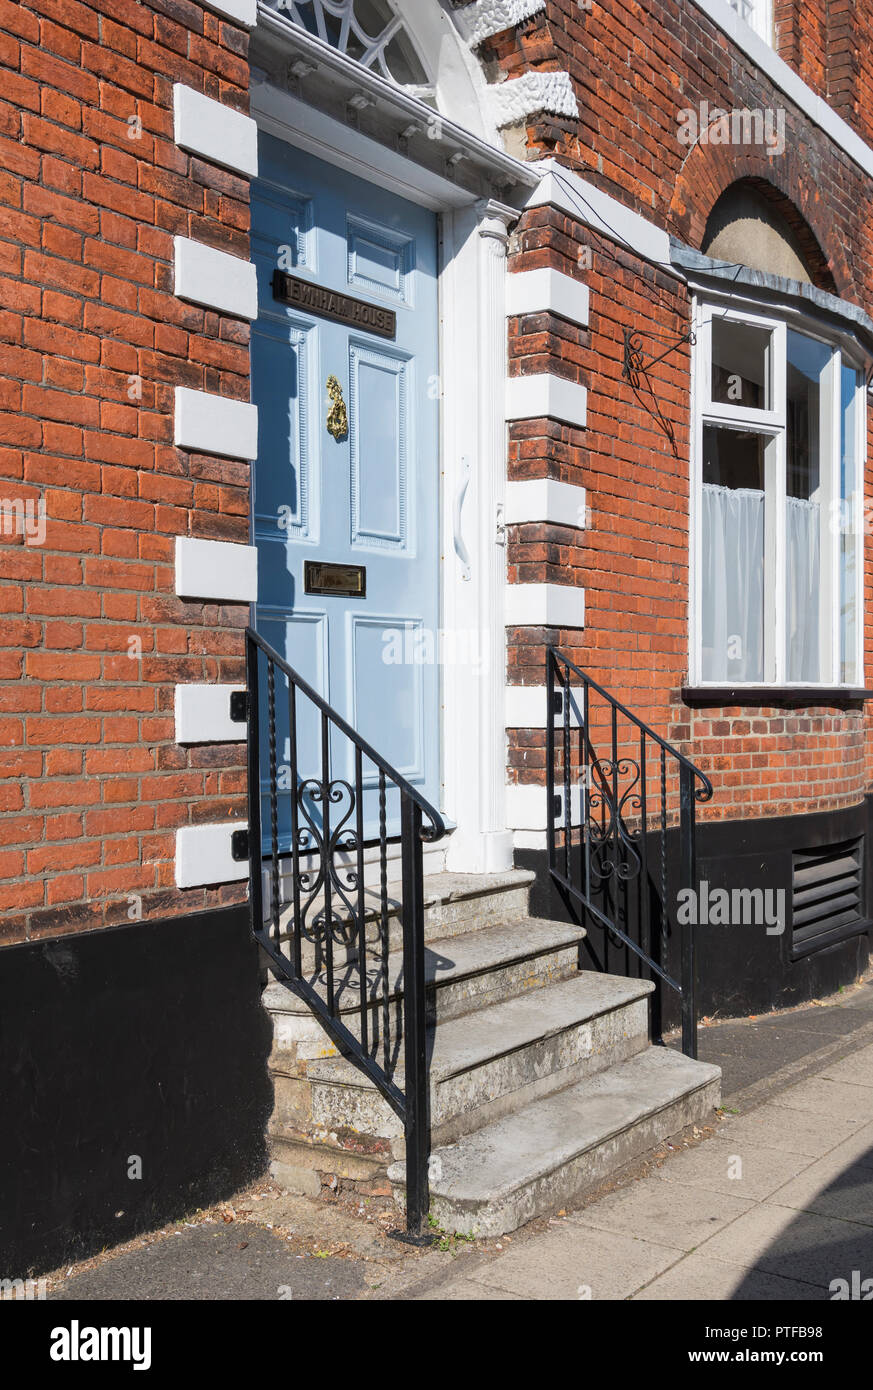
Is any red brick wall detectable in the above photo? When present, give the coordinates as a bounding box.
[483,1,873,312]
[0,0,253,945]
[504,203,873,824]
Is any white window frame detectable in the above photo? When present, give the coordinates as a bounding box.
[690,296,867,690]
[728,0,774,45]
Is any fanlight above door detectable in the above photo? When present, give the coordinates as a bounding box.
[281,0,432,91]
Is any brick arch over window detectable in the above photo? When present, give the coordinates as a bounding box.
[669,145,852,299]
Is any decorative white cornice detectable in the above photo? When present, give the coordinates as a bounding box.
[455,0,547,46]
[487,71,579,129]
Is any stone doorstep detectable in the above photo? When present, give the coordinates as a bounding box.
[263,917,588,1051]
[262,868,537,961]
[388,1047,723,1238]
[272,975,655,1146]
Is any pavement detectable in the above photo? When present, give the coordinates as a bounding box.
[46,977,873,1302]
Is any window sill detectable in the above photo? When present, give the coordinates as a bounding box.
[681,685,873,706]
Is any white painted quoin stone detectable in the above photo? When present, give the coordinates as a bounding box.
[174,387,259,460]
[174,537,258,603]
[174,237,258,320]
[505,477,587,529]
[505,581,585,629]
[505,684,552,729]
[173,84,259,178]
[175,684,246,745]
[506,373,587,428]
[175,822,248,889]
[506,266,589,327]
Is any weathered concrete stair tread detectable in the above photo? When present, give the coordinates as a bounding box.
[306,972,654,1086]
[390,1047,721,1204]
[264,917,586,1016]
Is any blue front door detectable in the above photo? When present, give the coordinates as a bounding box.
[251,134,440,842]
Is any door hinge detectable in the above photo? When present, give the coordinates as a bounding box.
[231,829,250,862]
[230,690,248,724]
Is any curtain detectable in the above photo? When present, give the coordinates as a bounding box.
[701,484,765,682]
[786,495,820,682]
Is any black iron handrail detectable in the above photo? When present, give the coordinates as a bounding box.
[244,627,445,1240]
[546,647,713,1058]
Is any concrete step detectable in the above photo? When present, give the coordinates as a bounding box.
[265,917,587,1056]
[270,869,536,967]
[388,1046,722,1237]
[274,972,654,1148]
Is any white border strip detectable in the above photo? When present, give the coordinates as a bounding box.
[529,160,673,270]
[202,0,257,25]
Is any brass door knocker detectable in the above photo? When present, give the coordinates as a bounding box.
[326,375,348,441]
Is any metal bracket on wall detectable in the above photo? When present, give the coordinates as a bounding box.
[231,829,250,863]
[230,691,248,724]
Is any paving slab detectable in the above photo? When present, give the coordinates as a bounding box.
[766,1147,873,1226]
[463,1222,682,1301]
[770,1076,873,1122]
[817,1045,873,1088]
[414,1278,523,1300]
[566,1178,755,1252]
[650,1137,812,1201]
[717,1103,864,1157]
[631,1249,826,1301]
[697,1204,873,1290]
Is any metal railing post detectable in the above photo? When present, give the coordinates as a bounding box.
[400,796,430,1238]
[245,633,264,939]
[679,763,698,1060]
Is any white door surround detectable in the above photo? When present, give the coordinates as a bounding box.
[248,69,526,874]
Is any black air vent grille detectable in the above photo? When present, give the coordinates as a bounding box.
[791,837,863,956]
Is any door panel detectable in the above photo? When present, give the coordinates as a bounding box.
[251,134,440,844]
